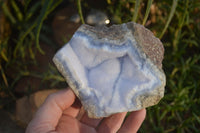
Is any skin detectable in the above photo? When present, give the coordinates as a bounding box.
[26,88,146,133]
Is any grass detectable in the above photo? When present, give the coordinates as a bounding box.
[106,0,200,132]
[138,0,200,132]
[0,0,64,105]
[0,0,200,132]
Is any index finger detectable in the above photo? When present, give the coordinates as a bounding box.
[26,88,76,133]
[118,109,146,133]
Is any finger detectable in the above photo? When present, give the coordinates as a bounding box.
[118,109,146,133]
[97,112,127,133]
[80,112,102,128]
[26,88,76,133]
[56,114,96,133]
[63,98,82,117]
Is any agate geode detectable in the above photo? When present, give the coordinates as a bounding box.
[53,22,166,118]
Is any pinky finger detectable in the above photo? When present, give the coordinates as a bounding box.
[118,109,146,133]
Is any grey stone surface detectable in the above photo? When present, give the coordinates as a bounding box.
[53,22,166,118]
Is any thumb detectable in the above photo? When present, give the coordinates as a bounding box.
[26,88,76,133]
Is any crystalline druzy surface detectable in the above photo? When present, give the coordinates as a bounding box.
[53,22,166,118]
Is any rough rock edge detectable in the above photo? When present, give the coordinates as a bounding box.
[132,22,164,69]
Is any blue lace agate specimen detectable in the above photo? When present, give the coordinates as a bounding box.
[53,22,166,118]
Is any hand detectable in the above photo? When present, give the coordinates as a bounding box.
[26,88,146,133]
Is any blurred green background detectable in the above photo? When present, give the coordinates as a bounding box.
[0,0,200,132]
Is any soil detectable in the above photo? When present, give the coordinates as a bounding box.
[0,110,25,133]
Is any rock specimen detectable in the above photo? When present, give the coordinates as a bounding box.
[53,22,166,118]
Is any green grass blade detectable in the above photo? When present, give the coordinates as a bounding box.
[172,0,189,52]
[1,52,8,62]
[193,113,200,124]
[25,2,41,21]
[35,0,54,54]
[14,23,36,57]
[159,0,178,39]
[35,0,62,54]
[10,0,23,21]
[47,0,63,15]
[0,68,8,87]
[142,0,153,25]
[77,0,85,24]
[132,0,141,22]
[1,2,16,24]
[24,0,32,12]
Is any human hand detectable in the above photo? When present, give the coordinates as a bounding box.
[26,88,146,133]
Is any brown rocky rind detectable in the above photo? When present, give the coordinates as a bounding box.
[132,23,164,69]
